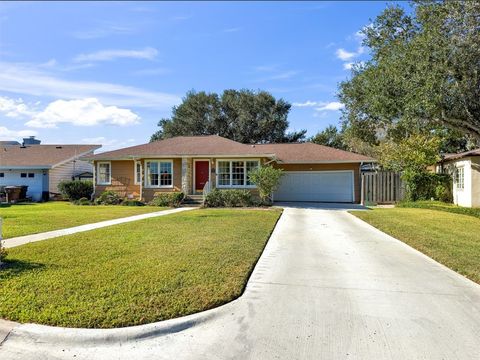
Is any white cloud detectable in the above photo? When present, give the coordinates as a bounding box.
[81,136,136,151]
[0,96,35,118]
[293,101,322,107]
[0,126,37,141]
[336,48,356,61]
[74,47,158,63]
[25,98,140,128]
[315,102,344,111]
[0,62,180,109]
[343,62,354,70]
[73,25,135,40]
[223,27,241,33]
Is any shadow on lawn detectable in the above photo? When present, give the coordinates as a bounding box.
[0,259,46,277]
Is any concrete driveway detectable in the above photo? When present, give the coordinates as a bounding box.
[1,205,480,359]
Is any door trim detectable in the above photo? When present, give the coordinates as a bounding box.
[193,159,211,193]
[274,170,355,203]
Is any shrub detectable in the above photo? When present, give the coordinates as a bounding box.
[0,245,7,265]
[58,180,93,201]
[204,189,254,207]
[248,166,284,204]
[149,192,184,207]
[405,172,452,202]
[74,197,92,206]
[122,199,146,206]
[95,190,122,205]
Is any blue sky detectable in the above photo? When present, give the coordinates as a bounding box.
[0,1,403,150]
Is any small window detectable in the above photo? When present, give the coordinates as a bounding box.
[456,167,464,190]
[97,162,111,185]
[135,161,142,184]
[28,173,34,178]
[0,173,4,177]
[20,173,27,178]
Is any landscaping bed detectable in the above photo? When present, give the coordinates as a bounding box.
[351,207,480,284]
[0,208,281,328]
[0,202,165,239]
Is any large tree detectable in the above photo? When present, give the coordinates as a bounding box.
[150,89,306,143]
[309,125,347,150]
[339,1,480,149]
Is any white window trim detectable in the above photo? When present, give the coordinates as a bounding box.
[97,161,111,185]
[144,159,174,189]
[456,166,465,190]
[215,159,260,189]
[134,160,142,185]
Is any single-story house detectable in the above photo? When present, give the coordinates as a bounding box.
[85,135,374,203]
[437,148,480,207]
[0,142,101,201]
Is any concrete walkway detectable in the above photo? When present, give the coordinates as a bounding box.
[1,207,194,249]
[1,206,479,359]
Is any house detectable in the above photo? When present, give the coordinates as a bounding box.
[437,148,480,207]
[85,135,374,203]
[0,138,101,201]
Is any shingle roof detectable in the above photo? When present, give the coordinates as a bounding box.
[85,135,275,160]
[254,142,374,163]
[85,135,374,163]
[442,148,480,162]
[0,144,101,169]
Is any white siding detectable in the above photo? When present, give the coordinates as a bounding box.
[470,157,480,207]
[443,157,478,208]
[49,159,93,194]
[0,169,47,201]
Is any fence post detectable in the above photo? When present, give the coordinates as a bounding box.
[360,173,365,205]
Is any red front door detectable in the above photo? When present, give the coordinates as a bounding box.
[195,161,209,191]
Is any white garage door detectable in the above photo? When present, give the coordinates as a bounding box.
[274,171,354,203]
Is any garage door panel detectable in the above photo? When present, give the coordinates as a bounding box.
[274,171,353,203]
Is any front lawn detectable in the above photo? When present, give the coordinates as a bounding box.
[397,200,480,219]
[0,202,165,239]
[351,208,480,284]
[0,208,281,328]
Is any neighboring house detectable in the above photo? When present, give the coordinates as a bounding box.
[0,139,101,201]
[437,148,480,207]
[84,135,374,203]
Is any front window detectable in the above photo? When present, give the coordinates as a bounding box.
[216,160,259,188]
[456,166,464,190]
[146,160,173,187]
[97,162,111,185]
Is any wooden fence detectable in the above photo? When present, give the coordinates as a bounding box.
[361,171,405,204]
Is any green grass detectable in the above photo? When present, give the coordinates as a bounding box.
[0,202,166,239]
[397,200,480,219]
[351,208,480,284]
[0,208,281,328]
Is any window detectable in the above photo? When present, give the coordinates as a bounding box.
[97,162,111,185]
[0,173,4,177]
[145,160,173,187]
[20,173,27,178]
[216,160,260,188]
[28,173,34,178]
[456,166,464,190]
[135,161,142,184]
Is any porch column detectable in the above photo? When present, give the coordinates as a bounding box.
[181,157,192,195]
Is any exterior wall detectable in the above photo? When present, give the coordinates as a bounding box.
[49,159,92,195]
[142,158,182,201]
[0,169,47,201]
[443,158,473,207]
[94,160,141,199]
[273,162,361,203]
[471,157,480,207]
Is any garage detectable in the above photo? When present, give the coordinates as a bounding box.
[274,170,354,203]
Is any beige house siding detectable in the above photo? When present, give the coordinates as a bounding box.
[94,160,141,199]
[49,159,93,195]
[273,162,361,203]
[441,156,480,208]
[472,157,480,207]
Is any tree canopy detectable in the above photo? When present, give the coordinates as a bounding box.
[338,1,480,150]
[150,89,306,143]
[309,125,347,150]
